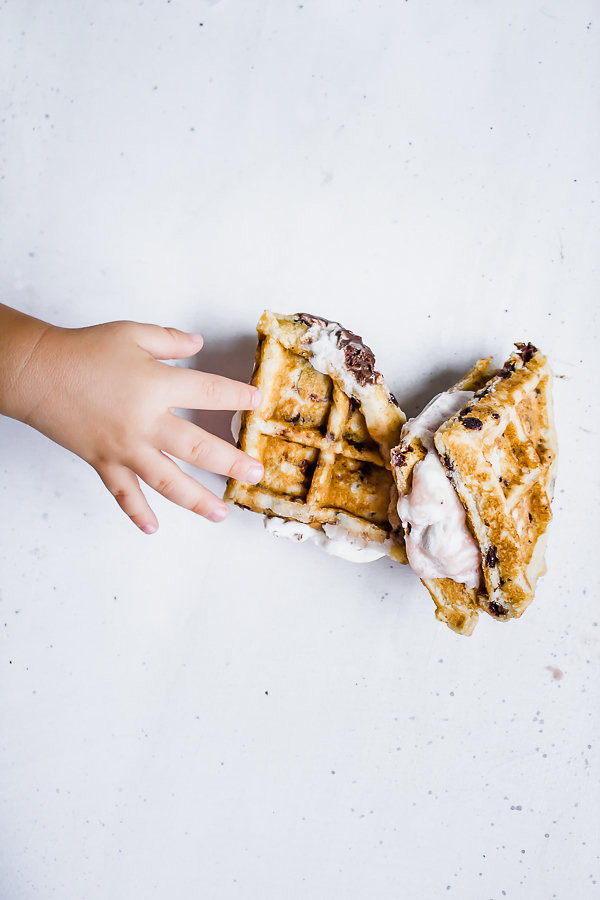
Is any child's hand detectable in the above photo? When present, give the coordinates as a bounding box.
[0,308,263,533]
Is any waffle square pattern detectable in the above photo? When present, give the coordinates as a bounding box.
[225,312,407,563]
[391,343,558,634]
[436,344,558,623]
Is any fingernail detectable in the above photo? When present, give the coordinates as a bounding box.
[208,505,228,522]
[247,463,263,484]
[252,388,262,409]
[140,523,157,534]
[188,333,203,344]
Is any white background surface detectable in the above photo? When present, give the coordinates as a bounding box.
[0,1,599,898]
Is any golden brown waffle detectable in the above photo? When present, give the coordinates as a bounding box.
[225,311,407,562]
[392,343,558,634]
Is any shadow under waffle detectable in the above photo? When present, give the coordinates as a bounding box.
[400,364,484,420]
[183,332,257,444]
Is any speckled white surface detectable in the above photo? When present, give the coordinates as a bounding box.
[0,2,599,898]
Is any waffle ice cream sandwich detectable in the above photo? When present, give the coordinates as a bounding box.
[225,311,407,563]
[391,343,558,635]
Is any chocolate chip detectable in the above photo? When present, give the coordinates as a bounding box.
[515,341,538,363]
[500,361,516,378]
[461,416,483,430]
[298,313,381,387]
[341,338,378,386]
[485,545,499,567]
[391,445,413,468]
[441,453,454,472]
[487,600,508,619]
[297,312,330,327]
[348,439,364,450]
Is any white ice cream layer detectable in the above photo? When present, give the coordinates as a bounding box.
[397,389,482,589]
[401,389,474,452]
[264,516,389,563]
[230,410,242,442]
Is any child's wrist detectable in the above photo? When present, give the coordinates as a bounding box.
[0,305,58,423]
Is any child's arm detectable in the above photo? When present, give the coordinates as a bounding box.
[0,303,263,533]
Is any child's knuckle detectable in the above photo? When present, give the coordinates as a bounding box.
[156,477,175,496]
[190,498,208,516]
[112,487,130,506]
[204,379,222,404]
[189,437,209,463]
[228,456,247,479]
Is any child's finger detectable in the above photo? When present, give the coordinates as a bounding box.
[136,450,230,522]
[133,323,204,360]
[157,414,263,482]
[168,366,262,411]
[98,464,159,534]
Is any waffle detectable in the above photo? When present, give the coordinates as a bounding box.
[391,343,558,634]
[224,311,407,562]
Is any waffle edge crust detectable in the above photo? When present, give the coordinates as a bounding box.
[391,342,558,635]
[224,311,408,563]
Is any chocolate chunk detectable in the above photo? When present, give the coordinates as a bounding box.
[441,453,454,472]
[340,335,378,386]
[459,406,471,417]
[487,600,508,619]
[391,445,413,468]
[515,341,538,363]
[500,361,516,378]
[485,545,499,567]
[391,447,406,468]
[297,313,380,387]
[297,312,330,327]
[461,416,483,430]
